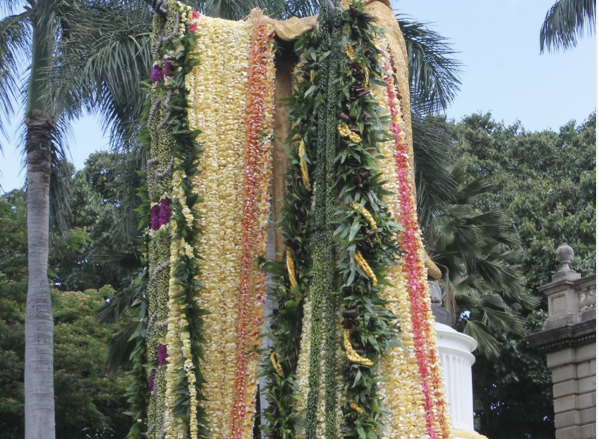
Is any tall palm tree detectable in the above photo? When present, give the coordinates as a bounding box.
[0,2,65,437]
[540,0,596,53]
[0,1,158,437]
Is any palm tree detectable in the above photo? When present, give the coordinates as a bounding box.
[0,1,160,437]
[540,0,596,53]
[0,2,65,437]
[422,160,539,358]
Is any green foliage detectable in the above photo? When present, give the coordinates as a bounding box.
[449,112,596,439]
[452,112,596,290]
[53,287,132,438]
[540,0,596,53]
[0,190,28,284]
[49,151,143,292]
[0,284,131,439]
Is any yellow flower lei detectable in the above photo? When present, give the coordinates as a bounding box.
[353,251,378,286]
[338,121,362,144]
[186,15,254,437]
[349,201,377,230]
[343,328,373,366]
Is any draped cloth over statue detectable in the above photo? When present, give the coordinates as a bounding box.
[138,1,452,439]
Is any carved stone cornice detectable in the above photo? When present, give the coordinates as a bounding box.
[527,316,596,354]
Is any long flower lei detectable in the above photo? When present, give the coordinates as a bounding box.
[377,34,453,439]
[184,10,276,439]
[128,2,206,438]
[265,2,403,439]
[260,36,319,439]
[332,4,403,439]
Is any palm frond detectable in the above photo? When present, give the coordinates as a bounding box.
[397,14,462,114]
[540,0,596,53]
[97,270,147,369]
[463,320,500,359]
[96,269,146,323]
[49,1,153,151]
[0,11,31,140]
[481,307,525,336]
[281,0,319,18]
[105,320,138,370]
[412,115,455,229]
[48,144,73,236]
[203,0,286,20]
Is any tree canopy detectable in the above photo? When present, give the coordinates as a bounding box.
[449,111,596,439]
[0,190,130,438]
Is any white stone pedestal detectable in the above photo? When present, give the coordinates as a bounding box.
[435,323,485,439]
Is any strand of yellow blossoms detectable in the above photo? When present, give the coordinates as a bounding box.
[377,35,452,439]
[185,11,275,439]
[370,35,429,439]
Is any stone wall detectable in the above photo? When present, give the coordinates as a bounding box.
[528,244,596,439]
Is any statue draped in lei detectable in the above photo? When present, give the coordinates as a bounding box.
[139,1,451,438]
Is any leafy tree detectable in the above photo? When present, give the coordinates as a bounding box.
[0,191,130,439]
[449,112,596,439]
[452,112,596,288]
[0,190,28,439]
[423,159,539,358]
[49,152,143,292]
[0,286,132,439]
[540,0,596,53]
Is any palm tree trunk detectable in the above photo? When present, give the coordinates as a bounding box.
[24,1,56,436]
[24,112,55,439]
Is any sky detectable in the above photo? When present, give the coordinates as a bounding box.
[1,0,596,192]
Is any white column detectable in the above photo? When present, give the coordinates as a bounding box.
[435,322,479,437]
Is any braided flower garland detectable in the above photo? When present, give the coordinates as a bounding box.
[265,2,453,439]
[142,3,206,438]
[375,35,452,439]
